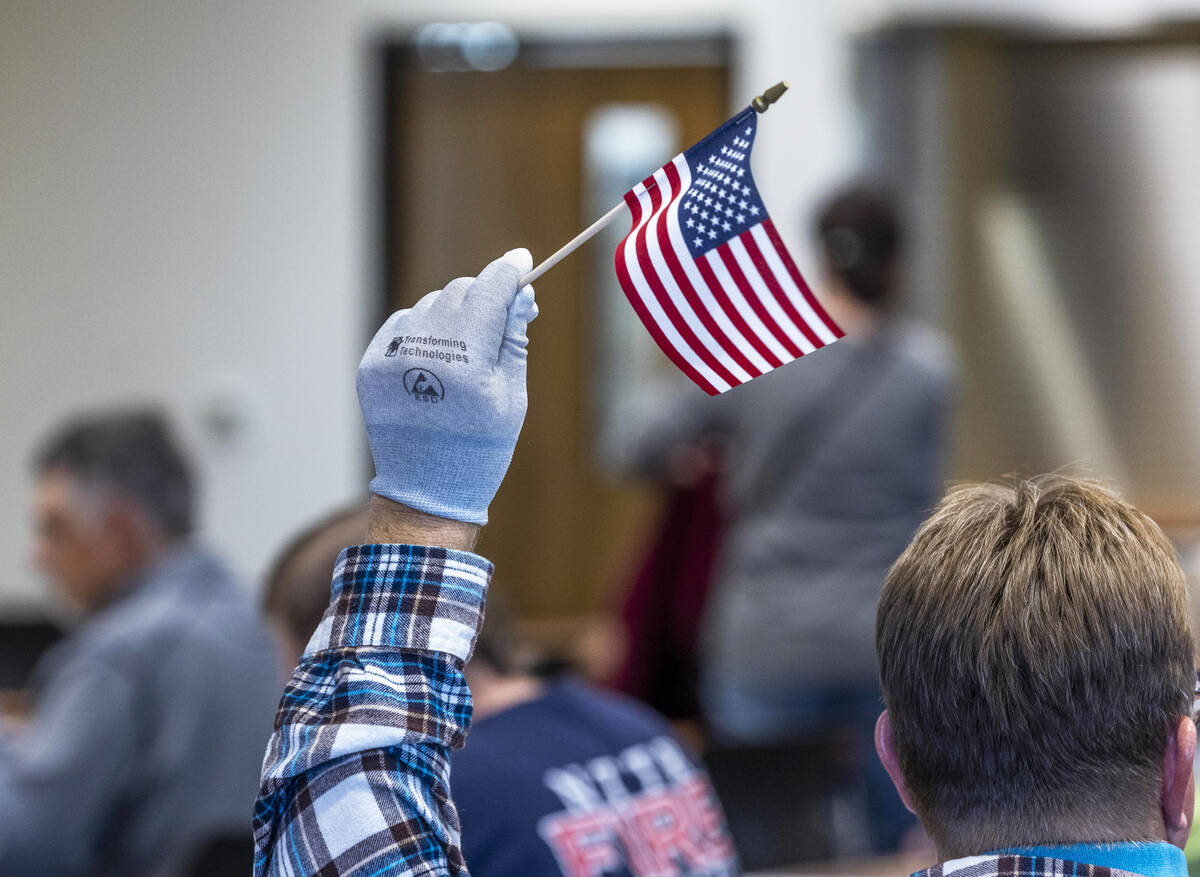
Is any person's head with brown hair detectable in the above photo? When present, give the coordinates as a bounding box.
[875,476,1196,860]
[815,183,902,308]
[262,505,369,673]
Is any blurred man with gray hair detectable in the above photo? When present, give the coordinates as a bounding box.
[2,409,281,875]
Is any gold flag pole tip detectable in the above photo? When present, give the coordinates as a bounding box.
[752,81,789,113]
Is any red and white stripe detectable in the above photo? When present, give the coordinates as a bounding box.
[614,155,842,395]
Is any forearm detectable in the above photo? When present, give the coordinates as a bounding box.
[610,377,725,479]
[366,494,480,551]
[0,667,137,872]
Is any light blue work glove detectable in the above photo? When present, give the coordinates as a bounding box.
[357,249,538,525]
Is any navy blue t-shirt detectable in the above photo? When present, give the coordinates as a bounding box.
[452,678,738,876]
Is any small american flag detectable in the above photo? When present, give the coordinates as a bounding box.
[614,107,843,395]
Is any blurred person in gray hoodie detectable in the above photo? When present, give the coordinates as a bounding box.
[617,183,956,854]
[2,408,280,875]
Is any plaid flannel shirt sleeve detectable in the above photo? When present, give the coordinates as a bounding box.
[253,543,492,877]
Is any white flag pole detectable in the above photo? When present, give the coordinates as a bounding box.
[518,81,790,290]
[519,202,626,288]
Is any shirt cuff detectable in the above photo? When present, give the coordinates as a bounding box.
[303,544,493,664]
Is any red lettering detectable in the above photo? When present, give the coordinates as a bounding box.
[539,810,622,877]
[539,778,736,875]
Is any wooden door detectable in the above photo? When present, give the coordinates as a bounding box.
[383,38,729,639]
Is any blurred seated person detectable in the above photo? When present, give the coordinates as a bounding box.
[457,606,739,877]
[876,477,1196,877]
[613,183,956,855]
[8,409,281,876]
[262,503,740,877]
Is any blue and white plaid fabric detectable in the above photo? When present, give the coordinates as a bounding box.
[254,543,491,876]
[914,854,1148,877]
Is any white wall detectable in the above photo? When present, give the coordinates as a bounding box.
[0,1,368,606]
[3,0,1197,608]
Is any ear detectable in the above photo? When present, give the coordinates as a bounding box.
[104,493,164,558]
[101,495,143,553]
[875,710,916,814]
[1162,715,1196,849]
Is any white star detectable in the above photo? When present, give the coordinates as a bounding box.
[739,199,748,209]
[722,221,731,232]
[724,207,733,217]
[745,126,752,135]
[693,237,703,247]
[697,224,707,235]
[708,155,718,164]
[700,210,709,221]
[736,214,745,223]
[736,168,745,178]
[704,196,713,206]
[708,229,717,239]
[750,205,760,215]
[686,217,694,228]
[741,183,752,194]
